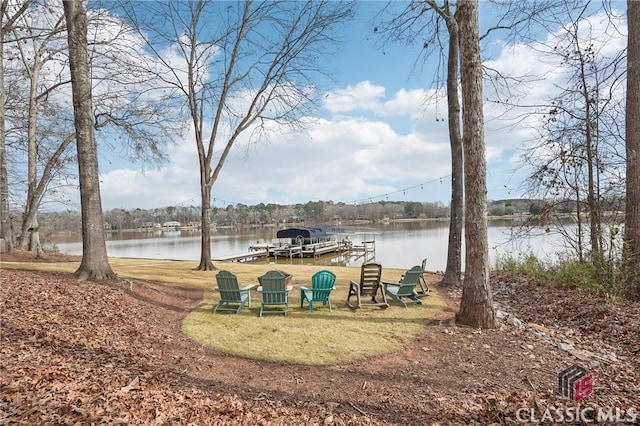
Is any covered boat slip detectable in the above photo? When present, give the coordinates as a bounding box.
[269,226,378,259]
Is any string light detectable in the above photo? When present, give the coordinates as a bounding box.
[172,174,452,208]
[345,174,451,205]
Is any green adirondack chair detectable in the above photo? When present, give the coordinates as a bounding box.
[382,265,423,307]
[258,270,293,317]
[300,270,336,313]
[213,270,255,314]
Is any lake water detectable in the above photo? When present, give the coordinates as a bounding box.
[51,220,572,271]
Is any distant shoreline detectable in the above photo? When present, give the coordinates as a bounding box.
[48,214,543,238]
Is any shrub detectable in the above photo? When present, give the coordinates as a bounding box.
[493,251,616,296]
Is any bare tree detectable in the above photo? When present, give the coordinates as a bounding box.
[456,0,496,329]
[372,0,563,287]
[5,1,178,257]
[9,3,69,254]
[1,0,32,252]
[63,0,114,280]
[373,0,464,287]
[437,0,463,287]
[517,4,627,272]
[624,0,640,298]
[121,0,355,270]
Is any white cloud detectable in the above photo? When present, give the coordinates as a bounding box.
[323,81,386,113]
[88,105,455,210]
[380,88,432,118]
[54,6,628,211]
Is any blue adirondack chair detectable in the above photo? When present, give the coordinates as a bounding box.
[258,270,293,317]
[213,270,255,314]
[300,270,336,313]
[382,265,423,307]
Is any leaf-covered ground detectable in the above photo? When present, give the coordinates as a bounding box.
[1,251,638,425]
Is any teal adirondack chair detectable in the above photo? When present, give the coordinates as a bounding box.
[213,270,255,314]
[258,270,293,317]
[300,270,336,313]
[382,265,423,307]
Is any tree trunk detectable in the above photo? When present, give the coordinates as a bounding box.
[583,82,601,257]
[20,59,43,251]
[455,0,496,328]
[441,8,463,287]
[63,0,115,280]
[0,134,11,253]
[20,55,40,250]
[197,181,215,270]
[21,133,75,254]
[625,0,640,299]
[0,68,12,253]
[0,0,14,253]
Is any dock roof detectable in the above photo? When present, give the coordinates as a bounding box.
[276,227,329,239]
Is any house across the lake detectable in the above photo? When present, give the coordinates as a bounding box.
[162,221,181,230]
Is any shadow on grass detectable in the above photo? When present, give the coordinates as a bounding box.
[190,303,439,325]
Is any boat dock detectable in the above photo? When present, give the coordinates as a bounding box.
[348,240,376,254]
[212,249,270,263]
[273,245,303,259]
[346,240,376,262]
[214,226,378,264]
[273,242,343,259]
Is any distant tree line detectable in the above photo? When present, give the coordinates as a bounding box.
[35,198,572,234]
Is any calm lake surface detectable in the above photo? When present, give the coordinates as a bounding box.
[51,220,572,271]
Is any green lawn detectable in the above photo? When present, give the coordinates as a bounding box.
[1,258,446,365]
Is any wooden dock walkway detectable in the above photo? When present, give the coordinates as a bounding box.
[212,249,270,263]
[348,240,376,253]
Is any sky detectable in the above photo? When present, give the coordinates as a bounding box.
[61,1,627,212]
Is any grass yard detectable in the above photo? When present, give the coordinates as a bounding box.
[1,257,446,365]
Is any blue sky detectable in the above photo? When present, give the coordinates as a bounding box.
[82,1,627,212]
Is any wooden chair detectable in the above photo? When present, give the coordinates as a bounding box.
[415,258,431,297]
[213,270,255,314]
[258,270,293,317]
[382,265,423,307]
[300,270,336,313]
[347,263,388,309]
